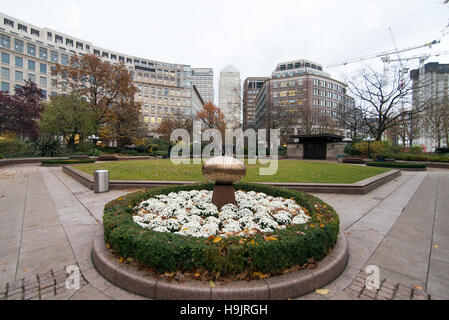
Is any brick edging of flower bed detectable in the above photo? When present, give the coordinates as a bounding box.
[91,228,348,300]
[63,165,401,194]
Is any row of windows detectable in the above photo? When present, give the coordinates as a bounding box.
[0,67,48,87]
[138,96,191,107]
[1,52,50,74]
[276,89,304,97]
[313,88,344,101]
[271,79,303,88]
[1,35,70,64]
[312,98,347,111]
[136,85,191,98]
[4,18,40,36]
[313,79,344,92]
[3,18,91,51]
[0,81,50,97]
[278,62,322,71]
[142,106,189,116]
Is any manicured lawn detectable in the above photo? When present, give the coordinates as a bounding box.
[73,159,389,184]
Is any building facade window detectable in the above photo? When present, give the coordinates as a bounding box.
[31,28,39,37]
[18,24,27,32]
[4,18,14,28]
[0,34,11,49]
[28,60,35,70]
[15,70,23,82]
[39,47,47,60]
[50,51,58,63]
[1,67,9,80]
[39,76,46,87]
[1,81,9,92]
[27,43,36,56]
[15,56,23,68]
[14,39,24,53]
[40,63,47,74]
[28,73,35,83]
[61,54,68,66]
[1,52,10,64]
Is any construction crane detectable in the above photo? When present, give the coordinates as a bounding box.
[327,39,441,68]
[381,50,449,66]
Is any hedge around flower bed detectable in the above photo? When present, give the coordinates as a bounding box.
[366,162,426,169]
[41,159,96,165]
[103,182,340,276]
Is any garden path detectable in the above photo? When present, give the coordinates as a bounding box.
[0,164,448,300]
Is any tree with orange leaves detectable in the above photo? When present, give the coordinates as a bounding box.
[196,102,226,134]
[53,54,139,134]
[156,110,193,140]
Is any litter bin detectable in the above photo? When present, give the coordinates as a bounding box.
[94,170,109,193]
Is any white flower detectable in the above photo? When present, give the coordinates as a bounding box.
[221,219,242,234]
[133,189,310,238]
[273,211,292,225]
[292,214,310,225]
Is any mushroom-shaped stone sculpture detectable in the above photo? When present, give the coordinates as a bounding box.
[202,156,247,210]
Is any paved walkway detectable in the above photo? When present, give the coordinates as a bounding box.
[0,165,448,300]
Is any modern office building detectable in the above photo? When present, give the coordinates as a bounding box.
[243,77,269,130]
[190,68,214,103]
[218,65,241,129]
[410,62,449,151]
[254,59,355,137]
[0,12,206,138]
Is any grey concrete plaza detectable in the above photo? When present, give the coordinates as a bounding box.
[0,164,448,300]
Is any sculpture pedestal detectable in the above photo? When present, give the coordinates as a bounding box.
[212,184,236,210]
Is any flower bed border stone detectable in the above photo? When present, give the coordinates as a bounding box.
[92,227,348,300]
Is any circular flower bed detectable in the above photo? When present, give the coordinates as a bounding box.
[103,183,339,278]
[133,190,311,238]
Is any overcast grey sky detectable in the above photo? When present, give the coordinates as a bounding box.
[2,0,448,103]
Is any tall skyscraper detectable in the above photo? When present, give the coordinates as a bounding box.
[190,68,214,103]
[411,62,449,151]
[243,77,269,130]
[218,65,241,129]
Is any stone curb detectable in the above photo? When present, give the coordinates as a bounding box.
[91,229,348,300]
[63,165,401,194]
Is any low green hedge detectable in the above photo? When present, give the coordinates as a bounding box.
[394,153,449,163]
[103,183,340,277]
[367,162,426,169]
[41,159,96,165]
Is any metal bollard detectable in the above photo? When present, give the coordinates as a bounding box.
[94,170,109,193]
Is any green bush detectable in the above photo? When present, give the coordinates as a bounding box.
[435,147,449,155]
[344,143,363,156]
[0,138,37,158]
[41,159,96,165]
[394,153,449,163]
[354,141,391,158]
[103,183,339,277]
[34,136,65,157]
[154,150,168,157]
[409,145,423,154]
[0,153,3,159]
[367,162,426,169]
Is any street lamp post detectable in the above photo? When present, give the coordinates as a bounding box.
[408,111,413,148]
[88,135,99,155]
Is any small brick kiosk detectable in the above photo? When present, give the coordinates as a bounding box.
[287,134,348,160]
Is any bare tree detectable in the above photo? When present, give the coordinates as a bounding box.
[423,97,449,148]
[341,106,367,141]
[346,64,432,141]
[262,105,297,144]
